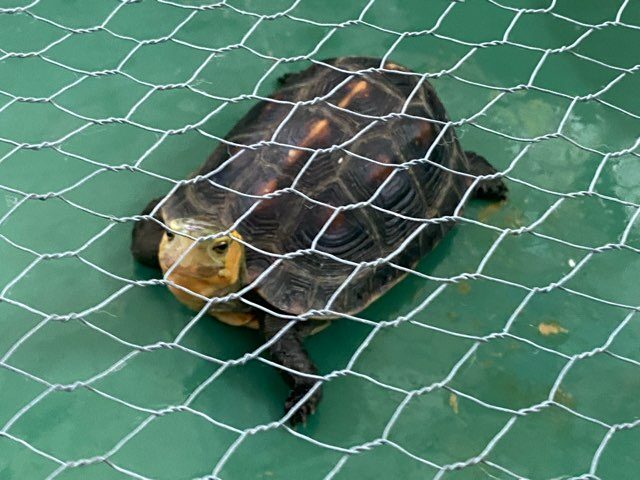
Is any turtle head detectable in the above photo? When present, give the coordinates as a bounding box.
[158,217,245,309]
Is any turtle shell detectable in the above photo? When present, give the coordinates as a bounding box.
[161,57,472,317]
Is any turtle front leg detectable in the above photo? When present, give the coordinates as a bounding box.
[261,315,322,426]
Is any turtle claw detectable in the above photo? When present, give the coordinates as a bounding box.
[285,385,321,427]
[465,150,508,202]
[474,179,508,201]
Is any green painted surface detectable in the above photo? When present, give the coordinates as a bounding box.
[1,0,639,479]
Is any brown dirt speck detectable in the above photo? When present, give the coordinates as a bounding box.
[538,321,569,336]
[448,393,459,414]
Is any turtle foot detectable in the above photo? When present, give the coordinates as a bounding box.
[465,151,508,201]
[474,177,508,201]
[285,383,322,427]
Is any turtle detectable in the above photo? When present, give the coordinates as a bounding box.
[130,56,507,425]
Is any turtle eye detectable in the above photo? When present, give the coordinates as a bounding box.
[211,241,228,254]
[166,231,175,241]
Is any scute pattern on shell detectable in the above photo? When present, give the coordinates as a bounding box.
[162,57,473,316]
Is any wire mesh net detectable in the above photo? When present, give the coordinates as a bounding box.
[1,0,639,478]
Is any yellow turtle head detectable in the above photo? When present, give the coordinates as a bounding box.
[158,218,245,310]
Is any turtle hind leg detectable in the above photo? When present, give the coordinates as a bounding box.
[465,151,508,201]
[261,315,322,426]
[131,197,165,269]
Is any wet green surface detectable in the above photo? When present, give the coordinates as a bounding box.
[1,0,640,479]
